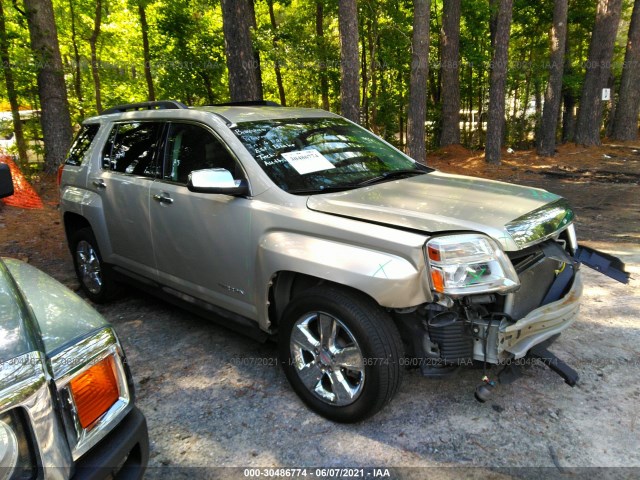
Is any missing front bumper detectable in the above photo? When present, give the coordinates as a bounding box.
[498,270,583,359]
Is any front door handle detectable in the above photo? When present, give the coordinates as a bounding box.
[153,193,174,205]
[92,179,106,189]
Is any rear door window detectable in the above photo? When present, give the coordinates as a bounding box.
[65,124,100,166]
[102,122,163,178]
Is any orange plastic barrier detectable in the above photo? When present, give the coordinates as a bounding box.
[0,155,44,209]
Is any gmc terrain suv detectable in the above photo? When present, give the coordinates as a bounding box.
[59,100,628,422]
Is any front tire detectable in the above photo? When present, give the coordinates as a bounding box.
[71,227,123,303]
[279,286,403,422]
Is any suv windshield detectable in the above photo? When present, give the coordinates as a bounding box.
[232,118,430,193]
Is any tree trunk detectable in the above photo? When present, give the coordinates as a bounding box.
[220,0,261,101]
[88,0,102,113]
[0,0,28,166]
[338,0,359,123]
[537,0,568,156]
[406,0,430,162]
[485,0,512,164]
[23,0,73,173]
[316,1,329,111]
[139,2,155,102]
[267,0,286,106]
[248,0,263,100]
[575,0,623,146]
[368,15,378,130]
[439,0,461,146]
[361,18,368,127]
[611,0,640,140]
[68,0,83,114]
[561,27,575,142]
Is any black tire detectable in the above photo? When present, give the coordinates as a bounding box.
[71,227,123,303]
[279,286,404,422]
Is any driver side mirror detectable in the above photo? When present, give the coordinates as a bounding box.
[0,163,14,199]
[187,168,249,196]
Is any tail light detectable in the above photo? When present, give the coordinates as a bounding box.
[57,164,64,185]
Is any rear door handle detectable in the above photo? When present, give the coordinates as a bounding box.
[153,193,174,205]
[92,179,106,189]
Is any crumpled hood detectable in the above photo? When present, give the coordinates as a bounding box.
[307,171,572,251]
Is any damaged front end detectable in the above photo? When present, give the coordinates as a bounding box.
[395,200,629,401]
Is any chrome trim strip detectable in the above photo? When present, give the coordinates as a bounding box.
[505,198,575,249]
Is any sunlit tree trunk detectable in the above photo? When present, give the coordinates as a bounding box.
[139,2,155,102]
[575,0,623,146]
[338,0,359,123]
[23,0,73,173]
[485,0,512,164]
[406,0,430,162]
[267,0,286,106]
[68,0,83,115]
[439,0,461,147]
[88,0,102,113]
[220,0,262,101]
[316,1,329,111]
[537,0,568,156]
[0,0,28,166]
[611,0,640,140]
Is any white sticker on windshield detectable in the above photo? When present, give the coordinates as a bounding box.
[281,149,335,175]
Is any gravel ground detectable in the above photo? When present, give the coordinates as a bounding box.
[96,257,640,478]
[1,151,639,479]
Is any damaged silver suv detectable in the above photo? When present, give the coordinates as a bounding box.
[59,101,628,422]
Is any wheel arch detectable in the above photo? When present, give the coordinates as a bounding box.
[257,231,431,332]
[63,212,92,249]
[268,271,388,333]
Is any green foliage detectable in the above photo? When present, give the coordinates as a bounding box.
[0,0,636,152]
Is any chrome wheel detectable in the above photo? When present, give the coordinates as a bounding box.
[76,240,102,295]
[290,312,365,406]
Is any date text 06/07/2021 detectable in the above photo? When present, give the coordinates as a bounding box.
[243,468,391,478]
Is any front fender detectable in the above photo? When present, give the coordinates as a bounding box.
[256,231,432,328]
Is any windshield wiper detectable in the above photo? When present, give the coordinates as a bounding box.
[288,185,361,195]
[356,168,429,186]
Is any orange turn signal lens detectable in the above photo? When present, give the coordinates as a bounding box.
[430,268,445,293]
[69,356,120,429]
[427,245,441,262]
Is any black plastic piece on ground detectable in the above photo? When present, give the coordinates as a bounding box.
[420,364,460,378]
[528,343,579,387]
[575,245,630,284]
[102,100,188,115]
[497,363,524,385]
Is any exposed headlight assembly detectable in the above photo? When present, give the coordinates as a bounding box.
[0,416,18,479]
[426,234,519,296]
[0,410,36,480]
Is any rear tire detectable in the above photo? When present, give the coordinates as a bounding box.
[279,286,403,422]
[71,227,123,303]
